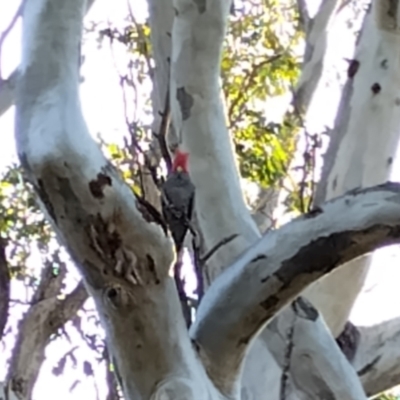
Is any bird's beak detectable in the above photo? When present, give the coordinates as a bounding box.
[176,166,183,172]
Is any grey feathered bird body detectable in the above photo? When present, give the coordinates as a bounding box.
[161,171,195,254]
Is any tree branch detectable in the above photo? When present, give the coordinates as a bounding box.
[354,317,400,396]
[170,0,260,278]
[0,0,96,119]
[15,2,209,399]
[191,182,400,395]
[6,276,87,400]
[264,302,366,400]
[306,0,400,336]
[294,0,340,113]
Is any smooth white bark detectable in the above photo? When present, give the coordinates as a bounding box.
[192,182,400,397]
[0,0,96,119]
[168,1,371,399]
[295,0,340,112]
[264,303,365,399]
[12,1,400,399]
[307,0,400,336]
[15,2,217,400]
[170,0,260,282]
[355,317,400,395]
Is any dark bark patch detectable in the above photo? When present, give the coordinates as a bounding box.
[36,178,57,223]
[251,254,267,263]
[387,0,398,18]
[381,59,388,69]
[87,213,122,261]
[347,59,360,78]
[371,83,381,95]
[136,196,168,235]
[107,287,119,299]
[332,175,337,192]
[176,87,194,120]
[89,172,112,199]
[336,321,360,361]
[193,0,206,13]
[259,295,279,312]
[357,355,381,376]
[387,156,393,166]
[10,377,26,397]
[276,224,400,292]
[191,339,200,353]
[303,206,323,219]
[292,297,319,321]
[260,275,270,283]
[146,254,160,284]
[238,334,252,346]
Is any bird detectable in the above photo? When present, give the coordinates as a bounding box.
[160,149,195,255]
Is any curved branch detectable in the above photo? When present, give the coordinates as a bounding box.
[170,0,260,277]
[191,182,400,393]
[15,2,207,400]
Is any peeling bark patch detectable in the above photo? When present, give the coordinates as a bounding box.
[303,206,323,219]
[292,297,318,321]
[347,59,360,78]
[88,214,122,259]
[357,355,381,376]
[193,0,206,13]
[176,87,194,120]
[371,83,381,95]
[89,172,112,199]
[336,321,360,362]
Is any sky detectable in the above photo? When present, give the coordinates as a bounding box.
[1,0,400,399]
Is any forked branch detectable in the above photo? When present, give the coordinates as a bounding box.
[15,1,206,399]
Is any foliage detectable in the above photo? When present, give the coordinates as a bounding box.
[223,0,303,188]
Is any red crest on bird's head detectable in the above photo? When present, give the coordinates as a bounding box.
[172,149,189,173]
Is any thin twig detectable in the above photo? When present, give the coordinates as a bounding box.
[280,313,296,400]
[199,233,239,265]
[155,86,172,172]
